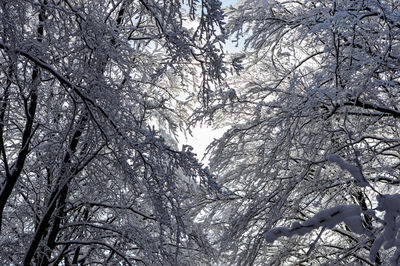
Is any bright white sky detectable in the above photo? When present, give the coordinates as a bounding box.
[222,0,238,7]
[179,125,227,164]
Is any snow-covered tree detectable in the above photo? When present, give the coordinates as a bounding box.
[202,0,400,264]
[0,0,225,264]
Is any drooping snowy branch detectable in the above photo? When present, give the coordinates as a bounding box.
[370,194,400,265]
[266,204,370,243]
[328,154,369,187]
[266,193,400,265]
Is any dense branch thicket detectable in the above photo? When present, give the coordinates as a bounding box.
[202,0,400,265]
[3,0,400,265]
[0,0,225,265]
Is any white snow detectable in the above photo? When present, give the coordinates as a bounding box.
[328,154,369,187]
[266,193,400,265]
[266,204,366,243]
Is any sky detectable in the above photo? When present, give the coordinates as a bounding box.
[179,124,227,164]
[178,0,238,165]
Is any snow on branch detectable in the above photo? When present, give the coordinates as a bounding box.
[370,194,400,264]
[266,204,370,243]
[266,194,400,265]
[328,154,369,187]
